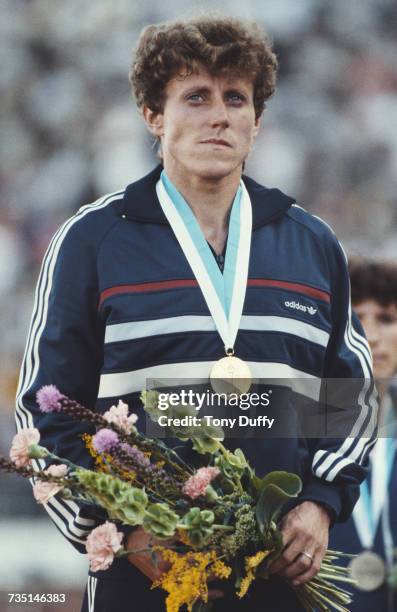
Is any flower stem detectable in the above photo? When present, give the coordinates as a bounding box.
[176,524,233,532]
[117,547,153,557]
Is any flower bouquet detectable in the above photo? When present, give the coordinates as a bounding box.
[2,386,356,611]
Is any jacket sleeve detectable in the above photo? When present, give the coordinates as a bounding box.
[15,211,106,553]
[297,236,378,523]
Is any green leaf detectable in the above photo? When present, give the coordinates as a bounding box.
[256,471,302,497]
[141,390,160,419]
[180,507,215,546]
[260,527,284,566]
[255,472,302,533]
[214,447,247,478]
[233,556,245,589]
[256,483,295,530]
[143,502,179,538]
[251,473,263,495]
[201,423,224,441]
[190,423,223,454]
[191,435,220,455]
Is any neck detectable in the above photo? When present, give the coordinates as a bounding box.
[376,384,397,434]
[164,164,242,254]
[377,379,390,406]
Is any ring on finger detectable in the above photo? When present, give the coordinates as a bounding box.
[300,551,314,563]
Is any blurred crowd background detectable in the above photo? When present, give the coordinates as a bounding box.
[1,0,396,606]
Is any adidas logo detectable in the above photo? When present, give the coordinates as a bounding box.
[284,300,317,315]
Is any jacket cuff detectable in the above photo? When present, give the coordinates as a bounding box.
[283,477,359,526]
[296,478,342,525]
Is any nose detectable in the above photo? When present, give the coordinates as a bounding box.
[210,96,230,129]
[362,319,380,349]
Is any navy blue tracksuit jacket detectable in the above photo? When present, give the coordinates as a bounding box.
[16,165,377,611]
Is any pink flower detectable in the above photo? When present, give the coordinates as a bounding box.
[10,428,41,467]
[33,464,68,504]
[182,466,220,499]
[86,522,124,572]
[103,400,138,433]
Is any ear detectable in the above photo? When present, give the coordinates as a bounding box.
[142,106,164,137]
[252,116,261,139]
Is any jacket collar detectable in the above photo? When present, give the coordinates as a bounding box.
[121,165,295,229]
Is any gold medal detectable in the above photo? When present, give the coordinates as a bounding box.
[210,350,252,395]
[349,551,386,591]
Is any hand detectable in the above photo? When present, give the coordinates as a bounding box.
[127,527,224,600]
[268,501,331,586]
[127,526,171,582]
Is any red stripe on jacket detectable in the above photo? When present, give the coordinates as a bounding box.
[98,278,330,309]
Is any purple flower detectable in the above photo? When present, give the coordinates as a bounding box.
[36,385,65,413]
[92,429,119,453]
[120,443,152,469]
[120,442,134,455]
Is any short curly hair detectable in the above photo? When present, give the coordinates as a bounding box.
[349,257,397,307]
[130,16,278,120]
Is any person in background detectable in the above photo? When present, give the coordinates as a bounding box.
[330,258,397,612]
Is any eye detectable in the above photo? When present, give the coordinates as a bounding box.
[187,93,205,102]
[226,92,246,103]
[377,313,397,325]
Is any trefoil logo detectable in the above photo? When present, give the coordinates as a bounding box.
[284,300,317,315]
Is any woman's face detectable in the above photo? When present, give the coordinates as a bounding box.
[354,299,397,380]
[144,64,260,183]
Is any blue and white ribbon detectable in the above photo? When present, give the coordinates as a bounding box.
[157,172,252,353]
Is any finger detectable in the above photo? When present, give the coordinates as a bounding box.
[208,589,225,600]
[276,519,296,547]
[292,555,322,586]
[268,536,307,575]
[268,554,288,575]
[268,530,298,574]
[131,552,170,582]
[134,558,162,582]
[282,551,315,580]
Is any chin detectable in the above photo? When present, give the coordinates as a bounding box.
[374,367,392,382]
[192,157,243,181]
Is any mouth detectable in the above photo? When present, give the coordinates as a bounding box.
[372,354,386,363]
[200,138,232,147]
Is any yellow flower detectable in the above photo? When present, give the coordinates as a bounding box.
[176,528,193,546]
[82,434,135,481]
[246,550,269,570]
[152,547,231,612]
[237,550,271,599]
[237,575,252,599]
[212,559,232,579]
[116,468,136,482]
[82,434,110,472]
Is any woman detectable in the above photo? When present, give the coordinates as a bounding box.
[15,17,376,611]
[330,259,397,612]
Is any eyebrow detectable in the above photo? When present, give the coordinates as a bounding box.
[182,86,211,96]
[182,85,249,97]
